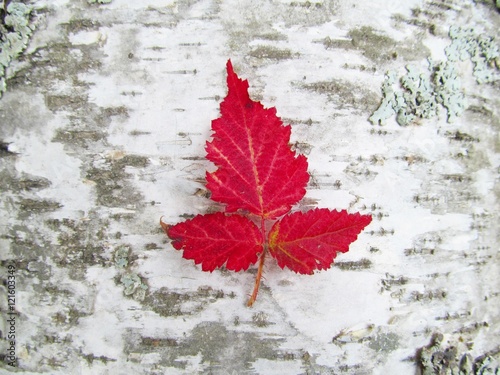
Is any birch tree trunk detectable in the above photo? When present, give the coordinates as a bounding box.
[0,0,498,374]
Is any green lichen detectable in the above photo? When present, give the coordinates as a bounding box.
[114,245,130,268]
[0,1,35,97]
[397,64,437,125]
[88,0,112,4]
[418,333,499,375]
[446,26,499,84]
[370,26,497,126]
[121,273,147,301]
[113,245,148,301]
[432,59,466,122]
[368,71,398,125]
[369,61,465,126]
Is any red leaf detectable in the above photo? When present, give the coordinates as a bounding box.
[268,209,372,274]
[164,212,263,272]
[162,61,373,306]
[206,60,309,219]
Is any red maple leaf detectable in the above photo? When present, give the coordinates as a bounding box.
[162,60,372,306]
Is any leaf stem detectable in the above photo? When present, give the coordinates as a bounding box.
[247,245,266,307]
[247,218,267,307]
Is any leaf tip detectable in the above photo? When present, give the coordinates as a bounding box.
[159,216,170,234]
[361,212,373,227]
[226,59,236,81]
[226,58,233,72]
